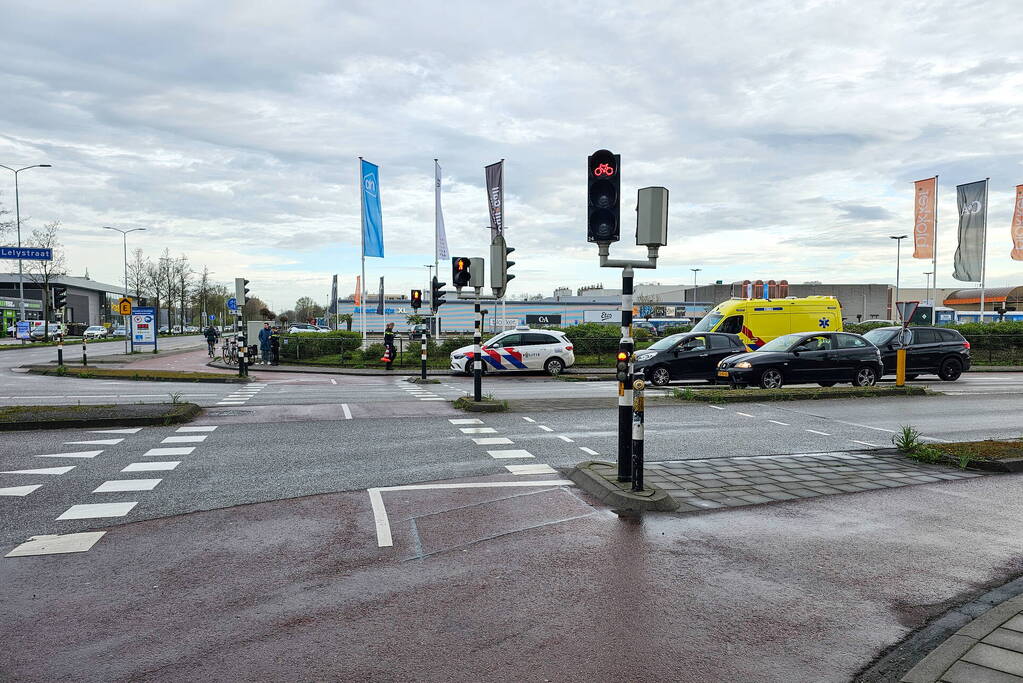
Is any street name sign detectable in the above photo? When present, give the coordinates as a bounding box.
[0,247,52,260]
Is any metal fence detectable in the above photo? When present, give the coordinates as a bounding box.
[962,335,1023,365]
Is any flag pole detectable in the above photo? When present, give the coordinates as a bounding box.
[980,177,990,323]
[434,158,440,338]
[359,156,367,348]
[932,174,939,324]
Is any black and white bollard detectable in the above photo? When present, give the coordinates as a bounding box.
[617,267,634,482]
[57,336,64,366]
[631,377,645,491]
[420,331,428,380]
[473,299,482,402]
[82,336,88,367]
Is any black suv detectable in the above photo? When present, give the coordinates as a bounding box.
[862,326,971,381]
[634,332,746,385]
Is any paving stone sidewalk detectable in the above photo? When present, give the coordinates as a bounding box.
[900,593,1023,682]
[645,451,984,512]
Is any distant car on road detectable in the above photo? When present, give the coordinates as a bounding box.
[83,325,109,339]
[450,327,574,376]
[112,325,127,336]
[184,325,199,333]
[717,331,883,389]
[634,332,746,386]
[287,323,320,334]
[29,323,63,340]
[862,326,971,381]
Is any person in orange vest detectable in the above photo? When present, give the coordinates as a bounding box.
[382,322,396,371]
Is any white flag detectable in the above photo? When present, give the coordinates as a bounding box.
[435,160,449,261]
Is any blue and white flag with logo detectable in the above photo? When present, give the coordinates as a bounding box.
[361,159,384,258]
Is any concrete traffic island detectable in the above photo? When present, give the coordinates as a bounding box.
[452,396,507,412]
[568,460,679,512]
[0,402,200,431]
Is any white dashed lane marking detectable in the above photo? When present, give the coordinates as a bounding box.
[0,485,43,497]
[852,440,881,447]
[36,450,103,459]
[56,502,138,520]
[90,428,143,434]
[2,466,75,475]
[735,412,754,418]
[143,447,194,457]
[805,429,832,436]
[176,426,217,433]
[122,462,179,472]
[64,439,123,445]
[505,464,557,475]
[5,532,107,557]
[93,479,162,493]
[557,435,574,443]
[460,427,497,434]
[450,419,483,425]
[538,426,554,432]
[579,447,599,456]
[473,437,513,445]
[522,417,536,423]
[161,435,207,444]
[487,450,535,459]
[768,420,790,426]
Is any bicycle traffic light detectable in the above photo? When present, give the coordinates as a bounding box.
[51,286,67,310]
[410,289,422,309]
[490,234,515,298]
[235,278,250,308]
[587,149,621,244]
[431,277,446,311]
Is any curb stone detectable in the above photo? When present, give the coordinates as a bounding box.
[568,460,679,512]
[0,403,201,432]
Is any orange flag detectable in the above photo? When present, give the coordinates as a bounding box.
[1012,185,1023,261]
[913,177,936,259]
[354,275,362,305]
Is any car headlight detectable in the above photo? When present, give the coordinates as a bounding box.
[735,361,752,369]
[452,353,465,359]
[636,352,655,361]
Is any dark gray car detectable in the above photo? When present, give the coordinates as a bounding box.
[634,332,746,386]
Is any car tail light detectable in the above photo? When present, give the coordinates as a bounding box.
[963,340,971,349]
[565,345,573,351]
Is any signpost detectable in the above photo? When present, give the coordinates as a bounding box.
[894,301,920,387]
[131,306,158,352]
[118,297,133,353]
[16,320,30,340]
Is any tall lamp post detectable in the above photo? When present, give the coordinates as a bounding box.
[103,226,146,353]
[923,271,934,324]
[423,264,434,335]
[0,164,52,330]
[890,235,907,321]
[689,268,701,319]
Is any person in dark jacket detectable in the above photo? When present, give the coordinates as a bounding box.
[270,326,281,366]
[258,322,272,366]
[383,322,395,371]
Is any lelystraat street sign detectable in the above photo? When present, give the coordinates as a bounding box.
[0,247,52,260]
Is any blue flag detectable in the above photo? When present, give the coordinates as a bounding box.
[361,159,384,258]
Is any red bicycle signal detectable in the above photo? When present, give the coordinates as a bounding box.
[593,163,615,177]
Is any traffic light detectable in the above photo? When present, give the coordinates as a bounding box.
[410,289,422,309]
[431,277,446,311]
[615,350,630,383]
[587,149,621,244]
[51,286,67,310]
[234,278,250,308]
[453,257,472,288]
[490,233,515,297]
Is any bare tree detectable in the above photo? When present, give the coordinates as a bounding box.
[24,221,68,341]
[175,256,193,329]
[126,247,149,302]
[0,194,12,243]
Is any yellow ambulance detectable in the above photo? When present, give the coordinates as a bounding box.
[691,296,843,349]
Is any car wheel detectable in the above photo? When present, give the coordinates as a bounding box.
[758,368,784,389]
[938,358,962,381]
[544,357,565,376]
[817,382,836,387]
[853,366,878,387]
[649,366,671,386]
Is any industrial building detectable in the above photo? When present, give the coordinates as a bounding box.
[0,273,123,329]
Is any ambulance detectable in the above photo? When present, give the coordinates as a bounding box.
[691,296,843,350]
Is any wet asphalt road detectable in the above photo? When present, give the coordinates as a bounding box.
[3,470,1023,681]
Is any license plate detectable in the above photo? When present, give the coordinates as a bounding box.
[717,371,729,377]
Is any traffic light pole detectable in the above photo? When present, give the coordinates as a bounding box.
[473,297,482,402]
[618,268,634,481]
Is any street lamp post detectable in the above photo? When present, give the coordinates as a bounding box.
[689,268,701,319]
[0,164,52,332]
[103,226,146,353]
[423,264,434,336]
[890,235,907,321]
[923,271,934,324]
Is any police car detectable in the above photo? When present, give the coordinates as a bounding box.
[450,326,575,376]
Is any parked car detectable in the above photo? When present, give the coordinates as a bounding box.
[184,325,199,333]
[288,323,320,334]
[112,325,127,337]
[83,325,109,339]
[694,295,843,349]
[171,325,182,334]
[29,323,64,340]
[450,327,575,376]
[716,331,883,389]
[862,326,971,381]
[158,325,170,334]
[315,325,332,333]
[634,332,746,386]
[408,323,430,339]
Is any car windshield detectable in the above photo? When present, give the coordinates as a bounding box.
[647,333,686,351]
[691,314,721,332]
[757,334,803,352]
[87,326,102,332]
[863,328,899,345]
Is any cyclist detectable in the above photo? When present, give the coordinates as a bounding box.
[204,324,219,357]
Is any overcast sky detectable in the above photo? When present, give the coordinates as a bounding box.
[2,0,1021,310]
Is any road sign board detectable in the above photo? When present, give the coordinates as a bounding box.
[0,247,52,260]
[209,314,215,321]
[117,297,132,315]
[131,306,156,345]
[895,301,920,325]
[227,297,238,312]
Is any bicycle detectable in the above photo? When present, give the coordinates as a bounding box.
[222,339,238,364]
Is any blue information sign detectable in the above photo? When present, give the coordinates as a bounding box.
[131,306,157,347]
[0,247,53,260]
